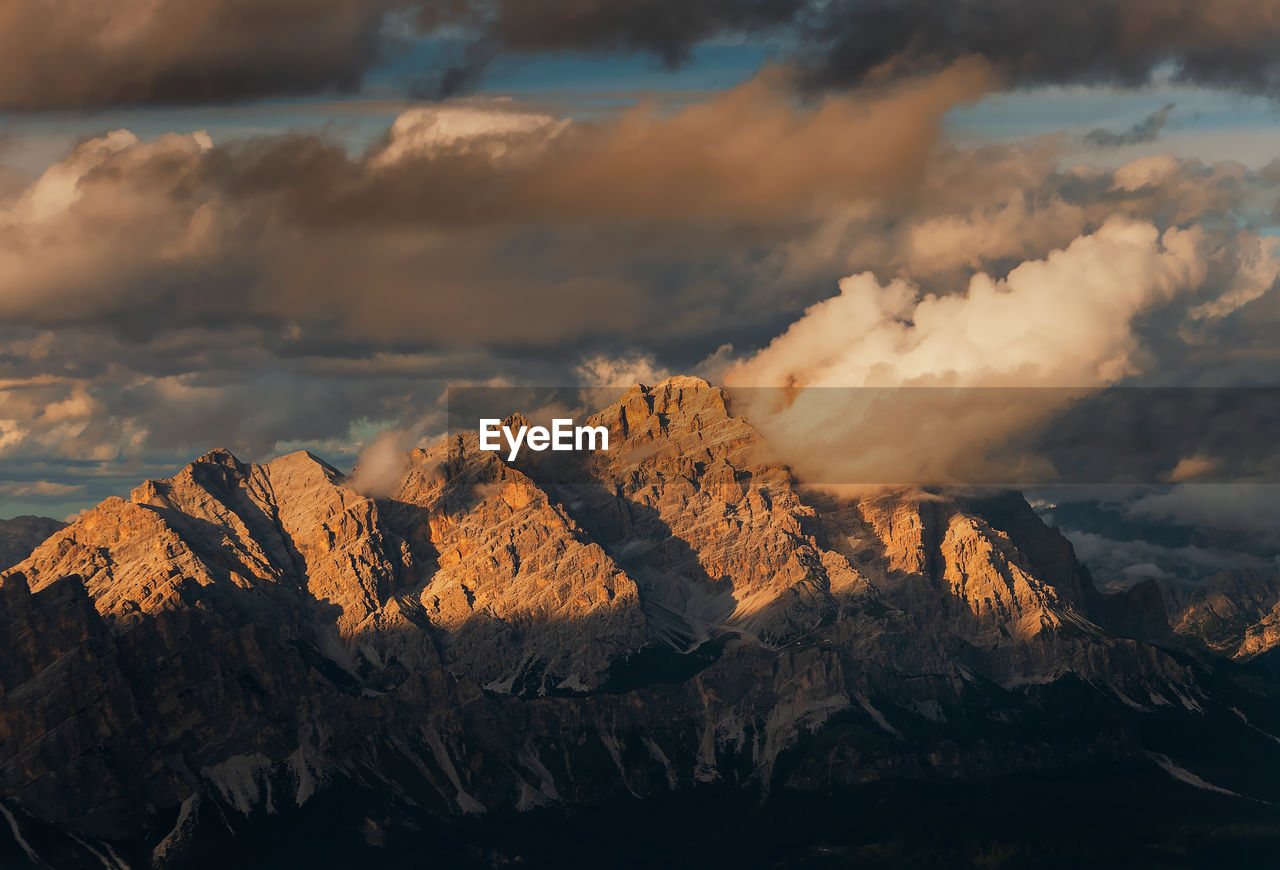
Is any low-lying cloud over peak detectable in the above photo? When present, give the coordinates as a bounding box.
[726,215,1280,486]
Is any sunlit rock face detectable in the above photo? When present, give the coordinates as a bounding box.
[0,377,1269,865]
[1167,569,1280,658]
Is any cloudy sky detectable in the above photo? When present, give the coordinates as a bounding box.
[2,1,1280,570]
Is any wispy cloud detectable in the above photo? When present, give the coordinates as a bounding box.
[1086,103,1176,149]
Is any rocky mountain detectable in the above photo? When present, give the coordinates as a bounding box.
[3,377,1280,868]
[0,516,66,572]
[1165,569,1280,658]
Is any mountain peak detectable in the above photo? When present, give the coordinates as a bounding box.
[192,446,244,468]
[587,375,737,454]
[647,374,713,391]
[268,449,342,480]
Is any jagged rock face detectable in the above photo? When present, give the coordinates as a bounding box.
[0,516,66,572]
[384,435,648,693]
[0,377,1264,866]
[0,569,332,843]
[0,574,150,836]
[813,488,1103,687]
[549,378,871,647]
[1167,569,1280,658]
[128,448,404,636]
[1239,601,1280,658]
[838,489,1098,639]
[805,487,1202,717]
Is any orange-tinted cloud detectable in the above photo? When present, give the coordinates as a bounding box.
[0,69,987,344]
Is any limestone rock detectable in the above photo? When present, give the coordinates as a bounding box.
[551,377,869,648]
[1168,569,1280,657]
[383,434,648,693]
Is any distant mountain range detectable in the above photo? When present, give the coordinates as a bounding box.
[3,377,1280,868]
[0,516,66,574]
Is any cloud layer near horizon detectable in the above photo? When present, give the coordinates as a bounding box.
[0,70,988,512]
[1,71,1279,520]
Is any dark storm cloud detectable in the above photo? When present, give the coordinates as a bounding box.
[1086,103,1176,149]
[0,0,803,111]
[0,0,396,111]
[794,1,1280,95]
[416,1,1280,99]
[6,1,1280,111]
[412,0,805,97]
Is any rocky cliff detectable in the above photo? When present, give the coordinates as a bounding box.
[1165,568,1280,658]
[2,377,1278,868]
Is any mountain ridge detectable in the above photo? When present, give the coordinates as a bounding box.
[3,377,1279,867]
